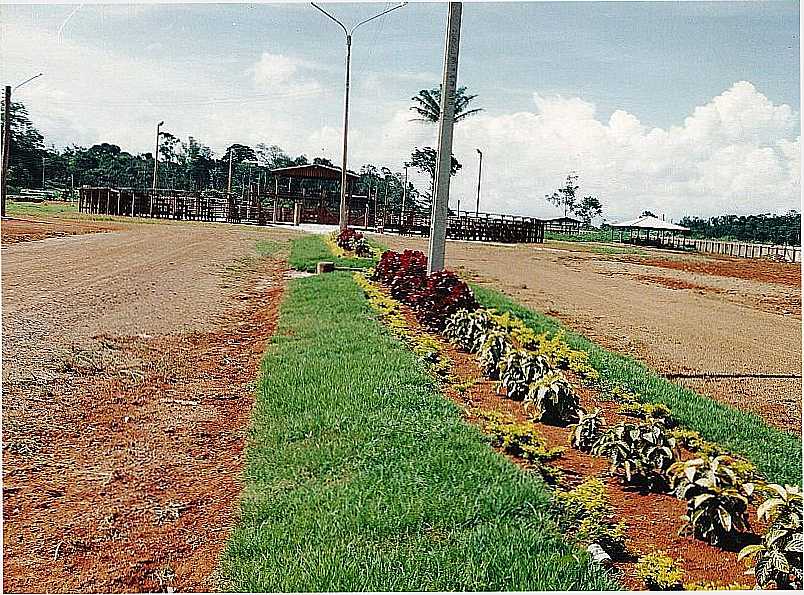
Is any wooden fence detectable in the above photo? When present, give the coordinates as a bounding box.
[666,235,801,263]
[384,211,544,244]
[78,187,545,244]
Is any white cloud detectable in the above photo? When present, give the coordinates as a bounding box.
[357,81,800,220]
[251,52,321,96]
[2,17,798,220]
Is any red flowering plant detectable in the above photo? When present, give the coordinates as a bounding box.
[413,270,478,330]
[372,250,478,329]
[336,227,372,257]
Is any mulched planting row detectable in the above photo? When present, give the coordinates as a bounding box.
[367,279,765,590]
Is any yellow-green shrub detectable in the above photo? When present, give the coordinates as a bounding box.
[635,551,684,590]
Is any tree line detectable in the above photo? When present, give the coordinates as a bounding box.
[678,212,801,246]
[2,101,428,212]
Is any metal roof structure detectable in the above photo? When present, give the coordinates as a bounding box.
[269,163,360,181]
[609,214,689,232]
[543,216,582,223]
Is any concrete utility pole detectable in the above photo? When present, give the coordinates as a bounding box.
[311,2,407,230]
[427,2,462,274]
[42,156,46,189]
[1,85,11,218]
[475,148,483,216]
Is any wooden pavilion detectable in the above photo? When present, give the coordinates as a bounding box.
[608,214,689,246]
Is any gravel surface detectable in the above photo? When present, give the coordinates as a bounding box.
[374,235,802,434]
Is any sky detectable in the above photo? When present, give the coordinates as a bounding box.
[0,0,800,221]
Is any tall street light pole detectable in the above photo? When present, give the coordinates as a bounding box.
[427,2,462,275]
[150,120,164,216]
[475,148,482,216]
[401,163,409,217]
[152,121,164,190]
[311,2,407,230]
[1,73,43,218]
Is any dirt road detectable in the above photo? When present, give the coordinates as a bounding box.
[2,221,299,592]
[376,235,802,434]
[1,216,123,245]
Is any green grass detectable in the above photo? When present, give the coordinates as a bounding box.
[472,285,802,486]
[586,245,647,256]
[288,233,382,272]
[255,239,286,256]
[545,230,615,243]
[6,199,79,217]
[222,272,618,592]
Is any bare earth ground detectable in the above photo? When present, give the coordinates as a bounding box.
[375,235,802,435]
[1,216,123,244]
[2,221,299,592]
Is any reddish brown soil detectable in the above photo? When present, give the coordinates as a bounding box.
[632,255,801,287]
[376,235,802,436]
[386,292,760,590]
[1,216,121,244]
[636,274,715,292]
[2,258,286,593]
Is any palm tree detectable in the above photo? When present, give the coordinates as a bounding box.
[410,86,482,123]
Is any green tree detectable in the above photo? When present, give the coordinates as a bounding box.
[546,172,580,218]
[410,86,483,123]
[576,195,603,227]
[409,146,462,209]
[1,101,45,189]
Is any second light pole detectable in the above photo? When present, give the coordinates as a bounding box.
[475,148,482,216]
[150,120,164,216]
[311,2,407,230]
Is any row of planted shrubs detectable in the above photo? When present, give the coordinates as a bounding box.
[436,302,801,590]
[367,252,801,589]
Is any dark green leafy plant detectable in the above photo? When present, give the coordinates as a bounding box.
[498,349,550,401]
[569,408,605,452]
[668,455,752,546]
[478,330,512,379]
[591,421,677,488]
[739,484,802,590]
[444,309,495,353]
[524,372,581,425]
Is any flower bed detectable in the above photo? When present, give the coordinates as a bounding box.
[358,266,802,591]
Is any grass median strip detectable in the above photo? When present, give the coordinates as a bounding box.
[288,234,379,272]
[472,284,802,486]
[222,272,617,592]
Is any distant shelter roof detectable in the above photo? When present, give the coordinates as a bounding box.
[609,214,689,232]
[269,163,360,181]
[543,216,581,223]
